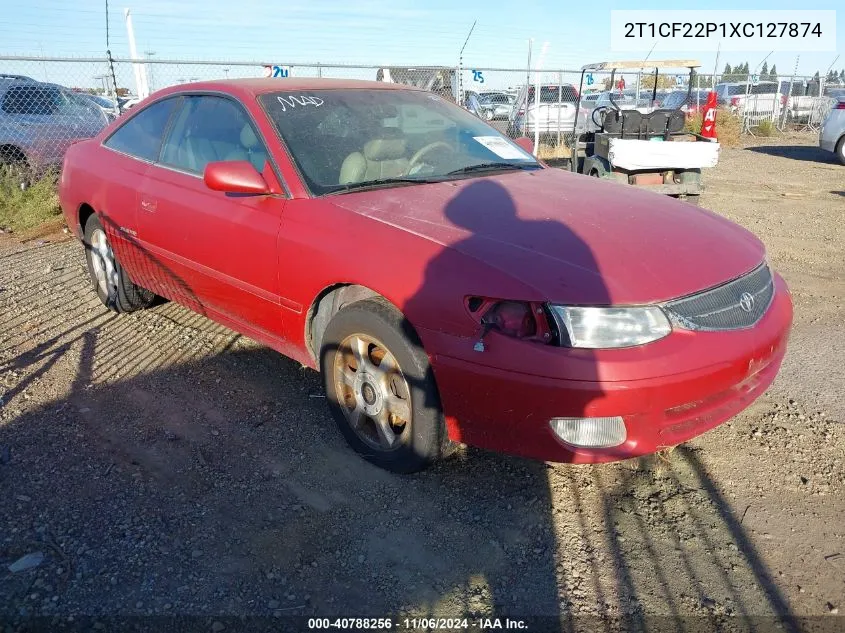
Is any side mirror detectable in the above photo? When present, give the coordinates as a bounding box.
[203,160,270,195]
[514,136,534,154]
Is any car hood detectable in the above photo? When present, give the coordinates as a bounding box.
[330,168,765,305]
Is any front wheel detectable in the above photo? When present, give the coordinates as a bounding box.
[320,298,446,473]
[836,137,845,166]
[83,214,156,313]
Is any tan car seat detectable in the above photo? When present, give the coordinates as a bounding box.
[224,124,268,172]
[339,129,409,184]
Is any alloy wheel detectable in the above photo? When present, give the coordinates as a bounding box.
[333,333,412,451]
[89,228,118,298]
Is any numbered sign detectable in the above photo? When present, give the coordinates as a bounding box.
[471,70,484,84]
[751,74,760,86]
[263,65,291,78]
[586,73,594,86]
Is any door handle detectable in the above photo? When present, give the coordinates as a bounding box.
[140,198,157,213]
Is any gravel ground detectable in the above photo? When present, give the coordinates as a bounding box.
[0,134,843,631]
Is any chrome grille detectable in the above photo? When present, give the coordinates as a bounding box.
[663,264,774,331]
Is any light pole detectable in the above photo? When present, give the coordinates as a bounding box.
[145,50,156,91]
[223,67,230,79]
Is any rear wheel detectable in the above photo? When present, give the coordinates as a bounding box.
[83,214,155,313]
[0,146,31,190]
[836,137,845,166]
[320,298,446,473]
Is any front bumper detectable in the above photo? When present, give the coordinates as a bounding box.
[420,273,793,464]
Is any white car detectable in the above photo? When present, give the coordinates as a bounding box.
[820,96,845,164]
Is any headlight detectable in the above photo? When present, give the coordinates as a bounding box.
[549,305,671,349]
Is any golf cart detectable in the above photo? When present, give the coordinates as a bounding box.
[570,60,719,205]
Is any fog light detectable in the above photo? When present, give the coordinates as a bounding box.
[549,417,627,448]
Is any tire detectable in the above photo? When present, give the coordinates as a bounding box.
[836,137,845,166]
[319,298,446,473]
[83,214,155,313]
[0,147,31,190]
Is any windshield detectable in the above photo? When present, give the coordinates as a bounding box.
[259,89,539,195]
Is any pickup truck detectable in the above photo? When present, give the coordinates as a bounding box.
[779,79,823,122]
[716,81,781,124]
[507,83,589,137]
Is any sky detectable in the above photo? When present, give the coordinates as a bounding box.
[1,0,842,90]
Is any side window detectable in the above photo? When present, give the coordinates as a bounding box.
[160,96,268,174]
[104,98,178,161]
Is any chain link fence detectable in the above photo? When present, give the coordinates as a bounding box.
[1,55,841,230]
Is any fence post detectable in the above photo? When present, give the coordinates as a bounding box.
[556,71,562,148]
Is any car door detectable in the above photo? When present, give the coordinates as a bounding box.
[135,94,287,339]
[98,96,182,276]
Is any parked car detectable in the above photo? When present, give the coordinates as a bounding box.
[508,83,586,136]
[59,78,792,473]
[819,95,845,164]
[476,92,515,121]
[0,77,109,177]
[779,79,823,122]
[76,92,119,121]
[117,95,141,112]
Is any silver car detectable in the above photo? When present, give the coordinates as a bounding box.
[476,93,515,121]
[0,77,108,174]
[819,96,845,164]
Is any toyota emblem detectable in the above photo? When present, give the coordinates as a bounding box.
[739,292,755,312]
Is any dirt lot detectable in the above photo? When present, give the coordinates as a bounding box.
[0,134,843,631]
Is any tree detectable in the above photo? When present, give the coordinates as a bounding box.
[761,61,768,78]
[768,64,778,81]
[723,63,732,79]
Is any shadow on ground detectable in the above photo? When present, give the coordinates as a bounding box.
[745,145,837,164]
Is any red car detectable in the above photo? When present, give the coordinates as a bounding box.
[59,79,792,473]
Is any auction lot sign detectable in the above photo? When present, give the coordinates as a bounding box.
[611,10,836,51]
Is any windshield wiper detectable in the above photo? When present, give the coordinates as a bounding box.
[327,177,442,194]
[446,162,540,175]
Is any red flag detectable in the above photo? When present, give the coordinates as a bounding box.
[700,91,718,139]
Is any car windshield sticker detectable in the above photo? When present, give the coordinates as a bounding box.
[276,95,324,112]
[473,136,528,160]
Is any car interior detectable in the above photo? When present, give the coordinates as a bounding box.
[160,96,268,174]
[282,103,460,188]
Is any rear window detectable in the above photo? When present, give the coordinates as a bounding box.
[527,85,578,103]
[750,83,778,95]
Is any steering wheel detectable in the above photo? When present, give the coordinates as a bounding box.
[591,106,610,129]
[407,142,453,174]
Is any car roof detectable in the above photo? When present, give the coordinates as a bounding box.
[156,77,422,98]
